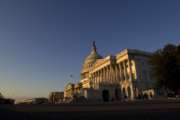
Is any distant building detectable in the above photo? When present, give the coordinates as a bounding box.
[64,42,155,102]
[18,97,48,105]
[49,91,64,104]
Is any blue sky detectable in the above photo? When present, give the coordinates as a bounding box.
[0,0,179,99]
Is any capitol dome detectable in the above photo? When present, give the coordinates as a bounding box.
[81,41,102,74]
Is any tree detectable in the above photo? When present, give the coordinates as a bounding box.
[150,43,180,94]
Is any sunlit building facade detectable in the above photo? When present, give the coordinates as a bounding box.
[64,83,75,100]
[49,91,64,104]
[65,42,155,102]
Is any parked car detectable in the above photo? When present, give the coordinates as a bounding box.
[167,92,176,97]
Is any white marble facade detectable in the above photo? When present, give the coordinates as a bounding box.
[78,42,154,101]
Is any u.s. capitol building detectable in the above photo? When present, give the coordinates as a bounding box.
[64,42,155,102]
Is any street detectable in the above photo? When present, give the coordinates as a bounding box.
[0,100,180,120]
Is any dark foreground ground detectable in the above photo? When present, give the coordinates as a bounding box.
[1,99,180,120]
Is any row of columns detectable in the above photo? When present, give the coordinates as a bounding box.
[90,59,133,89]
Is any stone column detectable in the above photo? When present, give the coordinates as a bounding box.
[90,73,92,88]
[106,66,109,85]
[114,65,116,83]
[130,84,134,100]
[100,69,103,86]
[108,66,111,84]
[101,68,104,86]
[102,68,104,82]
[92,74,94,88]
[114,66,117,84]
[95,72,97,89]
[112,66,115,84]
[114,65,118,84]
[123,61,127,80]
[128,59,133,81]
[118,63,122,81]
[103,67,106,85]
[110,66,113,84]
[98,71,100,89]
[105,66,108,85]
[120,63,123,81]
[101,69,103,82]
[128,58,134,100]
[92,73,94,88]
[96,72,98,89]
[96,71,99,88]
[99,70,101,87]
[120,62,125,81]
[105,66,107,84]
[109,66,112,84]
[99,70,102,88]
[111,65,114,85]
[94,73,96,88]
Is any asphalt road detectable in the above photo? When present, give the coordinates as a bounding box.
[0,100,180,120]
